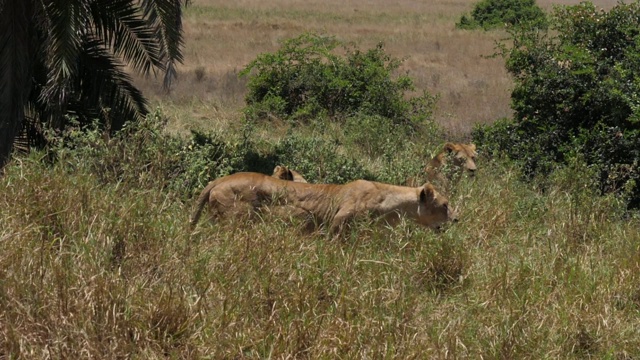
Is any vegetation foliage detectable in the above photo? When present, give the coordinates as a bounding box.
[41,108,432,199]
[240,32,437,130]
[0,0,188,168]
[457,0,547,30]
[2,109,640,357]
[474,1,640,208]
[2,2,640,357]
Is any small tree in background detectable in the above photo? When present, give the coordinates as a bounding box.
[240,32,437,132]
[457,0,547,30]
[474,2,640,207]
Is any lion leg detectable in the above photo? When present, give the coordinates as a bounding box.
[205,189,244,223]
[329,209,355,237]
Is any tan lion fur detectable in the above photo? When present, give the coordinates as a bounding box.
[190,172,456,235]
[406,142,477,188]
[272,165,308,183]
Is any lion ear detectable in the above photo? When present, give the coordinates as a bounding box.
[281,166,294,180]
[468,143,477,151]
[419,183,436,203]
[444,142,456,153]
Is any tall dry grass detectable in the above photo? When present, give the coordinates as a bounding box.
[2,145,639,358]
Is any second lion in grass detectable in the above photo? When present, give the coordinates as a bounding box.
[272,165,308,183]
[407,142,477,189]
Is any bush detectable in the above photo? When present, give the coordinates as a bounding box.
[47,110,248,200]
[456,0,547,30]
[342,113,413,158]
[240,32,437,130]
[274,130,373,184]
[172,129,246,196]
[475,2,640,208]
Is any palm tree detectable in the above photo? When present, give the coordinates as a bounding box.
[0,0,189,168]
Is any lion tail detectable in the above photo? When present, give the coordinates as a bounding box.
[190,181,216,228]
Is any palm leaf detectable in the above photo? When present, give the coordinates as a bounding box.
[70,37,148,131]
[89,0,164,76]
[2,0,189,163]
[41,0,88,107]
[140,0,188,89]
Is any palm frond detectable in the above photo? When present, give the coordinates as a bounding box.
[3,0,189,159]
[15,104,48,153]
[71,37,148,131]
[89,0,164,76]
[41,0,88,111]
[140,0,188,89]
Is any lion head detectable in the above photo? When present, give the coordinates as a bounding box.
[272,165,308,183]
[439,142,477,176]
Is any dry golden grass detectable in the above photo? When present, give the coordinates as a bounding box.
[3,144,639,358]
[138,0,619,135]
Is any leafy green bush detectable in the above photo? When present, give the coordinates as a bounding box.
[472,117,561,181]
[457,0,547,30]
[475,2,640,208]
[47,110,249,200]
[172,129,246,195]
[240,32,437,130]
[342,113,413,158]
[274,130,373,184]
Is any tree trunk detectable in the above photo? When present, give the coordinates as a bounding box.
[0,0,35,169]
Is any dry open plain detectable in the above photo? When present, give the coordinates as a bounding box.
[138,0,619,134]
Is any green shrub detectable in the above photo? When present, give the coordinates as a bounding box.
[456,0,547,30]
[172,129,246,196]
[342,113,412,158]
[274,130,373,184]
[46,110,248,200]
[475,1,640,208]
[573,126,640,209]
[472,117,560,181]
[240,32,437,130]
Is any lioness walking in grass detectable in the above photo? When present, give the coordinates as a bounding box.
[190,172,456,235]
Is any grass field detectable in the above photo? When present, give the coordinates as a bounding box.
[139,0,619,135]
[2,0,638,358]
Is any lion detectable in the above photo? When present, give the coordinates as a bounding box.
[406,142,477,188]
[272,165,308,183]
[190,172,457,235]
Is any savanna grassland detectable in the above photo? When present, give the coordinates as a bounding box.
[141,0,619,134]
[2,0,639,359]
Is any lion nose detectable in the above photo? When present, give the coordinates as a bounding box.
[449,209,459,223]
